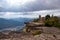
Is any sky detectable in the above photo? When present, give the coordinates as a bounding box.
[0,0,60,18]
[0,10,60,19]
[0,0,60,12]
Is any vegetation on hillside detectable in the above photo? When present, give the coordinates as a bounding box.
[32,14,60,27]
[45,15,60,27]
[24,15,60,35]
[31,30,41,35]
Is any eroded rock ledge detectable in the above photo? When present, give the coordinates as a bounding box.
[0,27,60,40]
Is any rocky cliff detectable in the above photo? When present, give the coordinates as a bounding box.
[0,27,60,40]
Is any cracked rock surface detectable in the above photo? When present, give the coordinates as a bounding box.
[0,27,60,40]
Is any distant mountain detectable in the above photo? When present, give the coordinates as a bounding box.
[0,18,33,30]
[0,18,23,30]
[11,18,33,22]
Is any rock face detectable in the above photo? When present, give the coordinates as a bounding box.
[0,33,60,40]
[0,27,60,40]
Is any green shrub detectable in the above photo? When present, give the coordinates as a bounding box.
[31,30,41,35]
[45,15,50,20]
[54,22,60,27]
[45,15,60,27]
[45,20,54,27]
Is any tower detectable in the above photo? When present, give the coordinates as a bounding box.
[39,15,41,20]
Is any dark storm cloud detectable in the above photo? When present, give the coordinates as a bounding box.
[0,0,60,12]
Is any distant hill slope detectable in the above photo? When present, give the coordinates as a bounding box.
[0,18,33,30]
[0,18,23,30]
[11,18,33,22]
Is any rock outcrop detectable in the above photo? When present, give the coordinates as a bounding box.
[0,27,60,40]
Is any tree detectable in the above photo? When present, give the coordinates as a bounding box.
[45,15,50,20]
[45,15,60,27]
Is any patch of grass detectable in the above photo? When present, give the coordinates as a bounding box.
[31,30,41,35]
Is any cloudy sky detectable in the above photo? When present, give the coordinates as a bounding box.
[0,10,60,19]
[0,0,60,18]
[0,0,60,12]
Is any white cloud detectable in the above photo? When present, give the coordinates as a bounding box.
[6,0,35,6]
[0,0,60,12]
[0,12,38,19]
[0,9,60,19]
[0,0,35,9]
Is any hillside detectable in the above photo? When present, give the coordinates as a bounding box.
[0,15,60,40]
[0,18,23,30]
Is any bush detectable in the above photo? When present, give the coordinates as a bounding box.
[45,15,60,27]
[45,20,54,27]
[57,24,60,27]
[54,22,60,27]
[31,30,41,35]
[45,15,50,20]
